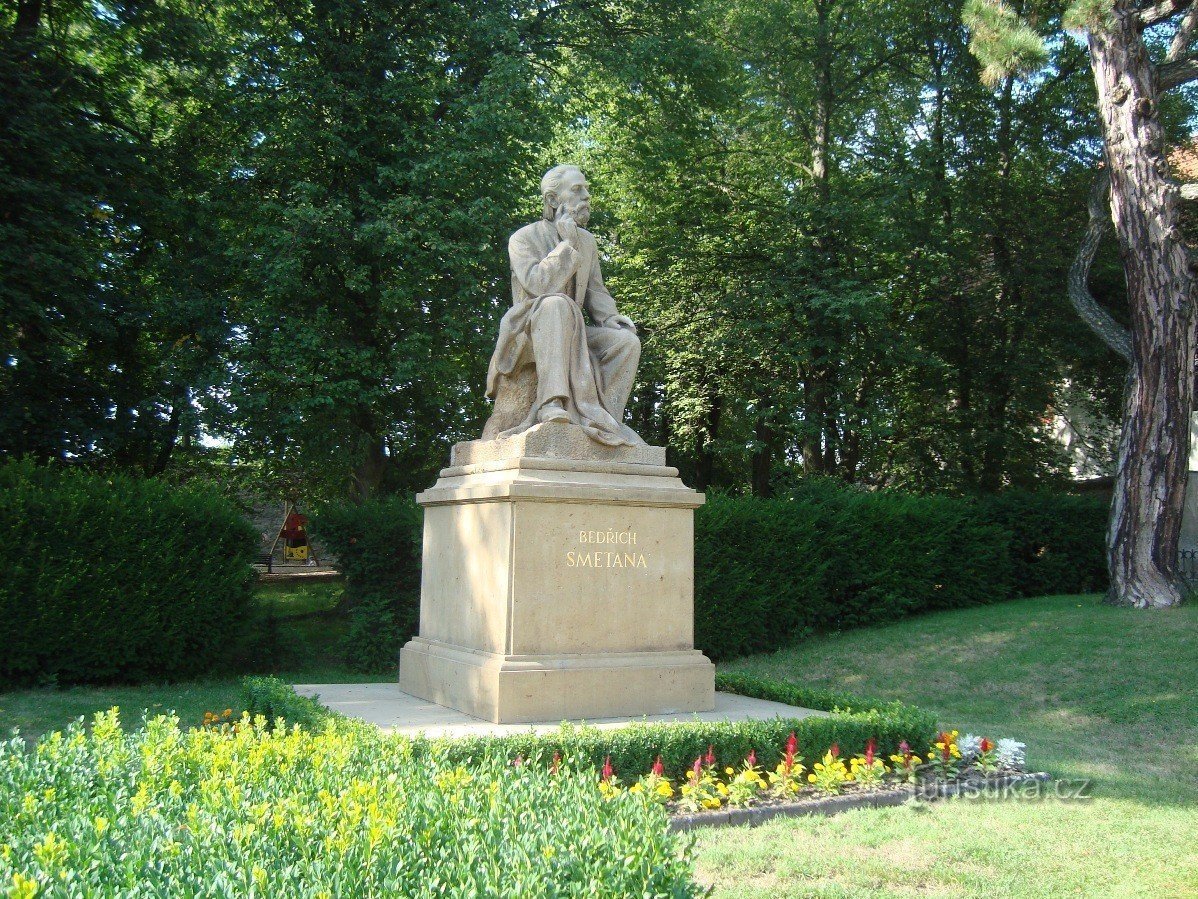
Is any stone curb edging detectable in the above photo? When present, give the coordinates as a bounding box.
[668,772,1052,832]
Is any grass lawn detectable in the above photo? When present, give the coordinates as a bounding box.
[0,579,390,741]
[695,593,1198,898]
[5,589,1196,896]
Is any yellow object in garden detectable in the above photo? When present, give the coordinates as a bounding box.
[284,544,309,561]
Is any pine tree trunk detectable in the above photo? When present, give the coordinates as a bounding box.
[1088,2,1197,607]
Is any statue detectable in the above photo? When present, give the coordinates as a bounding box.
[483,165,645,447]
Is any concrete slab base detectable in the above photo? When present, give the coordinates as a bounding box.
[292,683,826,739]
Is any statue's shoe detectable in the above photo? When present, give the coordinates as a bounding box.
[537,402,571,424]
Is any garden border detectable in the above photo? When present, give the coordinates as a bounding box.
[668,772,1053,831]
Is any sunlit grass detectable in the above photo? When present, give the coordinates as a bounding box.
[694,594,1198,897]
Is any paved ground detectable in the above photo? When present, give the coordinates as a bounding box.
[292,682,826,738]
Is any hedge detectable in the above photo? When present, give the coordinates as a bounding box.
[313,496,422,672]
[694,485,1015,660]
[0,710,699,897]
[973,490,1109,597]
[242,674,939,783]
[316,484,1108,668]
[0,461,258,686]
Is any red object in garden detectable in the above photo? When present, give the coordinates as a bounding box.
[281,512,308,541]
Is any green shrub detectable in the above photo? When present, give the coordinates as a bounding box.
[0,461,257,686]
[240,675,344,732]
[0,710,700,897]
[694,487,1013,661]
[313,497,422,673]
[973,490,1109,596]
[242,676,938,784]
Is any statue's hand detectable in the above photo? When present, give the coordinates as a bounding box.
[606,314,637,333]
[555,207,581,251]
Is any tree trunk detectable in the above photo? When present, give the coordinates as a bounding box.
[1088,2,1197,607]
[751,415,778,497]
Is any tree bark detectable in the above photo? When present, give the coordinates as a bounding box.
[1088,1,1197,607]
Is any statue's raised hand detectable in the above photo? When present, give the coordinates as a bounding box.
[555,206,581,251]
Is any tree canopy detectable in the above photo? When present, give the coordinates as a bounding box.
[2,0,1140,499]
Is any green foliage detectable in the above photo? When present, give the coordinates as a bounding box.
[693,487,1014,661]
[0,709,700,897]
[313,498,422,672]
[0,461,257,687]
[241,676,938,784]
[973,491,1109,596]
[240,676,345,733]
[963,0,1051,86]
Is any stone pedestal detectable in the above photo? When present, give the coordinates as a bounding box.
[398,422,715,724]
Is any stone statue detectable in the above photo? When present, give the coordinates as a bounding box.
[483,165,645,447]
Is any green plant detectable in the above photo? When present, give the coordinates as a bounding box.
[0,709,701,897]
[888,740,923,784]
[694,487,1014,661]
[678,755,726,811]
[807,744,851,795]
[241,675,939,783]
[848,738,887,787]
[313,497,422,672]
[767,732,806,797]
[0,460,258,686]
[927,730,962,780]
[723,751,767,807]
[976,737,999,775]
[972,491,1108,596]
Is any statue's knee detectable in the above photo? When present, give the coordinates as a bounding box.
[620,329,641,357]
[537,294,573,315]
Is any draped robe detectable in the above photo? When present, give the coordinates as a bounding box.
[484,219,644,446]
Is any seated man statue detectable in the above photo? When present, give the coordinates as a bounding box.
[483,164,645,447]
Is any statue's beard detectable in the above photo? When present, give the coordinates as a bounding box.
[561,201,590,225]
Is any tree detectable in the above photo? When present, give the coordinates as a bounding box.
[966,0,1198,607]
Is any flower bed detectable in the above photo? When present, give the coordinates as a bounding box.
[585,728,1033,827]
[242,674,941,783]
[0,710,701,897]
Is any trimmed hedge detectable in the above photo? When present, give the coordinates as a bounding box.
[974,491,1109,597]
[242,675,939,783]
[694,485,1014,660]
[0,461,258,686]
[314,484,1107,669]
[313,497,422,672]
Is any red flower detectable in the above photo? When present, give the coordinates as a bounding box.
[783,732,798,773]
[691,756,703,781]
[746,749,757,768]
[512,753,524,767]
[705,745,716,767]
[551,751,561,775]
[898,740,913,765]
[829,743,840,759]
[651,755,665,777]
[601,756,614,783]
[865,738,876,766]
[979,737,993,754]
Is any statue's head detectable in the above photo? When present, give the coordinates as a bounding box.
[541,164,591,225]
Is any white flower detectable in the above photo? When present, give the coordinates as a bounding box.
[996,738,1026,771]
[957,734,983,761]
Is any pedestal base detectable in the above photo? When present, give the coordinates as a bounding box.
[398,422,715,724]
[399,638,715,724]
